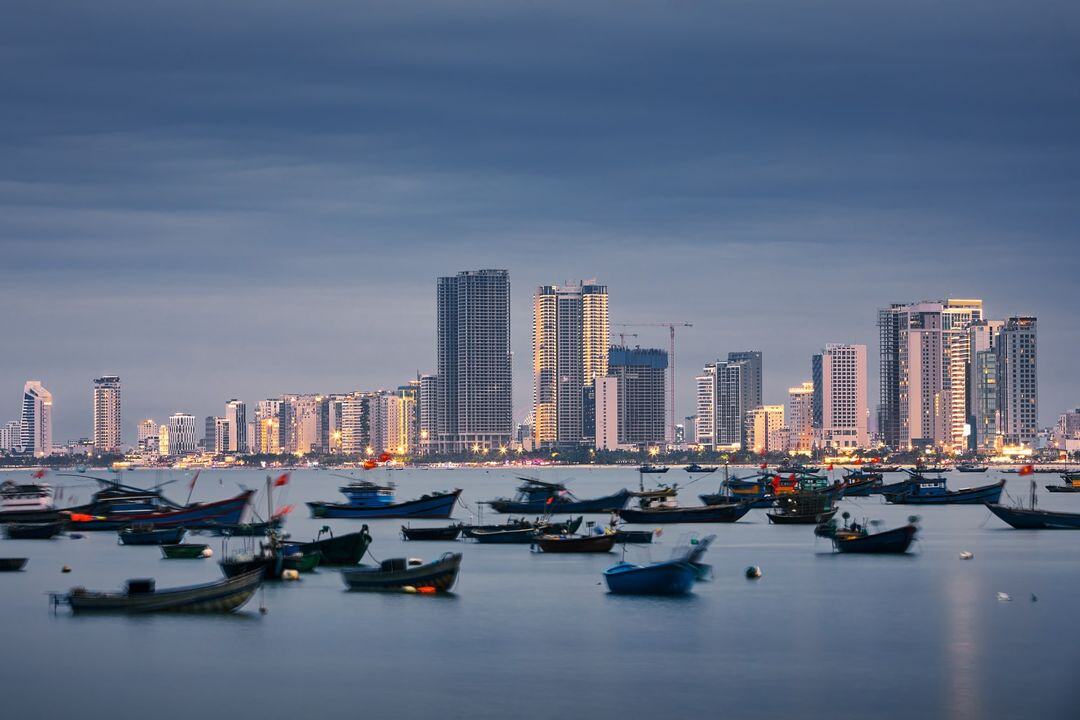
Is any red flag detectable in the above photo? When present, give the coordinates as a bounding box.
[273,504,295,517]
[273,473,289,487]
[32,469,46,479]
[378,452,392,463]
[789,473,796,482]
[188,470,201,491]
[546,496,555,505]
[1018,465,1034,477]
[854,458,863,466]
[770,476,780,490]
[362,459,377,470]
[827,463,834,471]
[759,463,767,470]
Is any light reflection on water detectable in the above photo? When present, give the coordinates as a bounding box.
[1,467,1078,720]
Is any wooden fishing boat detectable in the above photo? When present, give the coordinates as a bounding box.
[341,552,462,593]
[461,516,582,538]
[617,502,752,524]
[308,488,461,519]
[161,543,210,559]
[468,527,541,544]
[401,524,462,541]
[815,514,918,553]
[638,465,669,474]
[0,558,28,571]
[532,533,617,553]
[610,529,655,544]
[987,480,1080,529]
[288,526,372,565]
[603,559,696,595]
[883,478,1004,505]
[65,490,254,531]
[768,507,838,525]
[684,464,718,474]
[53,568,264,614]
[700,491,774,509]
[119,526,187,546]
[201,518,285,536]
[4,521,64,539]
[767,493,837,525]
[485,478,630,514]
[1046,484,1080,493]
[956,464,989,473]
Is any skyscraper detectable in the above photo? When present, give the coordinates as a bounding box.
[224,399,248,454]
[695,356,755,450]
[167,412,197,455]
[997,316,1038,447]
[137,419,157,453]
[532,281,609,448]
[594,376,620,450]
[608,346,667,446]
[418,374,438,455]
[786,382,815,452]
[967,320,1004,451]
[21,380,53,457]
[435,269,512,453]
[92,375,122,452]
[819,343,868,450]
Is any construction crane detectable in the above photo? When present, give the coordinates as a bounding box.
[613,321,693,445]
[611,331,638,346]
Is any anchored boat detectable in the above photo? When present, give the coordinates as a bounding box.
[308,482,461,519]
[485,478,630,514]
[286,525,373,565]
[815,512,918,553]
[119,525,187,546]
[53,568,264,614]
[401,524,463,541]
[341,552,462,593]
[883,477,1004,505]
[4,521,64,539]
[532,533,617,553]
[66,490,254,531]
[0,480,58,523]
[987,480,1080,529]
[617,502,751,524]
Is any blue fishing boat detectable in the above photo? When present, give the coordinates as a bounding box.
[699,491,774,509]
[986,480,1080,529]
[307,483,461,519]
[485,478,630,514]
[883,478,1004,505]
[118,526,187,546]
[66,490,254,531]
[617,502,751,524]
[603,559,697,595]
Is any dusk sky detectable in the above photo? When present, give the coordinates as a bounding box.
[2,1,1078,441]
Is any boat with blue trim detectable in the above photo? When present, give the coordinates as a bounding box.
[987,480,1080,528]
[883,477,1004,505]
[307,482,461,519]
[485,478,630,514]
[53,568,264,614]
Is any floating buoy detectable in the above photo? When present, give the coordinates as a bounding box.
[402,585,418,593]
[997,592,1012,602]
[200,548,213,558]
[281,569,300,581]
[417,586,437,594]
[61,565,71,573]
[259,606,268,615]
[69,533,84,540]
[959,551,974,560]
[745,565,762,579]
[1030,594,1038,603]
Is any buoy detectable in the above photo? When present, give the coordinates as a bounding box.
[200,548,214,558]
[997,592,1012,602]
[259,606,268,615]
[281,569,300,581]
[61,565,71,573]
[418,586,437,594]
[1030,594,1038,603]
[69,533,84,540]
[402,585,418,593]
[745,565,762,579]
[959,551,974,560]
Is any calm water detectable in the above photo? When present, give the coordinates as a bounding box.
[1,467,1078,720]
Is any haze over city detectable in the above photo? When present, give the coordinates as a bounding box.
[2,1,1078,441]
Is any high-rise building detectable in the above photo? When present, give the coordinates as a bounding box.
[820,343,868,450]
[137,419,157,455]
[340,392,371,455]
[967,320,1004,452]
[158,424,170,457]
[418,375,437,455]
[695,357,753,450]
[167,413,197,455]
[21,380,53,457]
[204,416,228,454]
[255,399,282,454]
[727,351,762,448]
[92,375,122,452]
[608,346,667,446]
[694,365,717,447]
[997,316,1038,447]
[532,281,609,448]
[878,300,983,450]
[435,269,512,453]
[786,382,815,452]
[0,420,21,453]
[811,353,824,433]
[288,395,327,456]
[745,405,785,454]
[224,400,248,454]
[594,376,620,450]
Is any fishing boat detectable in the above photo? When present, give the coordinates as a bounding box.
[838,472,883,497]
[617,502,751,524]
[161,544,211,559]
[282,550,321,573]
[603,559,696,595]
[0,480,58,523]
[485,478,630,514]
[864,464,901,473]
[986,480,1080,529]
[341,552,462,593]
[307,483,461,519]
[4,521,64,539]
[52,568,264,614]
[468,527,542,544]
[461,516,582,538]
[914,465,952,473]
[401,524,463,541]
[286,525,373,566]
[955,463,989,473]
[65,490,254,531]
[870,479,912,495]
[684,464,718,474]
[684,534,716,580]
[638,465,669,474]
[610,529,655,544]
[1046,473,1080,493]
[766,493,837,525]
[815,512,918,553]
[532,533,617,553]
[0,558,28,571]
[118,525,187,546]
[201,517,285,537]
[699,491,774,509]
[776,463,820,474]
[883,478,1004,505]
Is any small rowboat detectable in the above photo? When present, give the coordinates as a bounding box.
[53,568,264,614]
[119,526,187,546]
[341,552,462,593]
[603,559,696,595]
[161,543,211,559]
[532,534,617,553]
[5,521,64,540]
[0,558,28,571]
[401,524,462,541]
[610,529,655,544]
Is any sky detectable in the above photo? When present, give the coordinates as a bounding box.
[2,1,1079,442]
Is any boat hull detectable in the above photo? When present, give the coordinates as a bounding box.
[883,480,1004,505]
[1046,485,1080,493]
[768,508,838,525]
[610,529,654,544]
[486,489,630,514]
[161,544,210,559]
[4,521,64,539]
[617,503,752,524]
[533,534,617,553]
[67,491,253,531]
[308,490,461,519]
[402,525,462,541]
[699,492,774,509]
[341,553,462,593]
[0,558,28,571]
[62,568,263,613]
[291,529,372,566]
[468,527,540,544]
[119,527,187,546]
[986,504,1080,529]
[603,560,696,595]
[834,524,917,553]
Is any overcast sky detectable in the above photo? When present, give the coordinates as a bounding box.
[2,1,1078,441]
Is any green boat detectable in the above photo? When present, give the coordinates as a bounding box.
[161,543,211,559]
[282,551,321,573]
